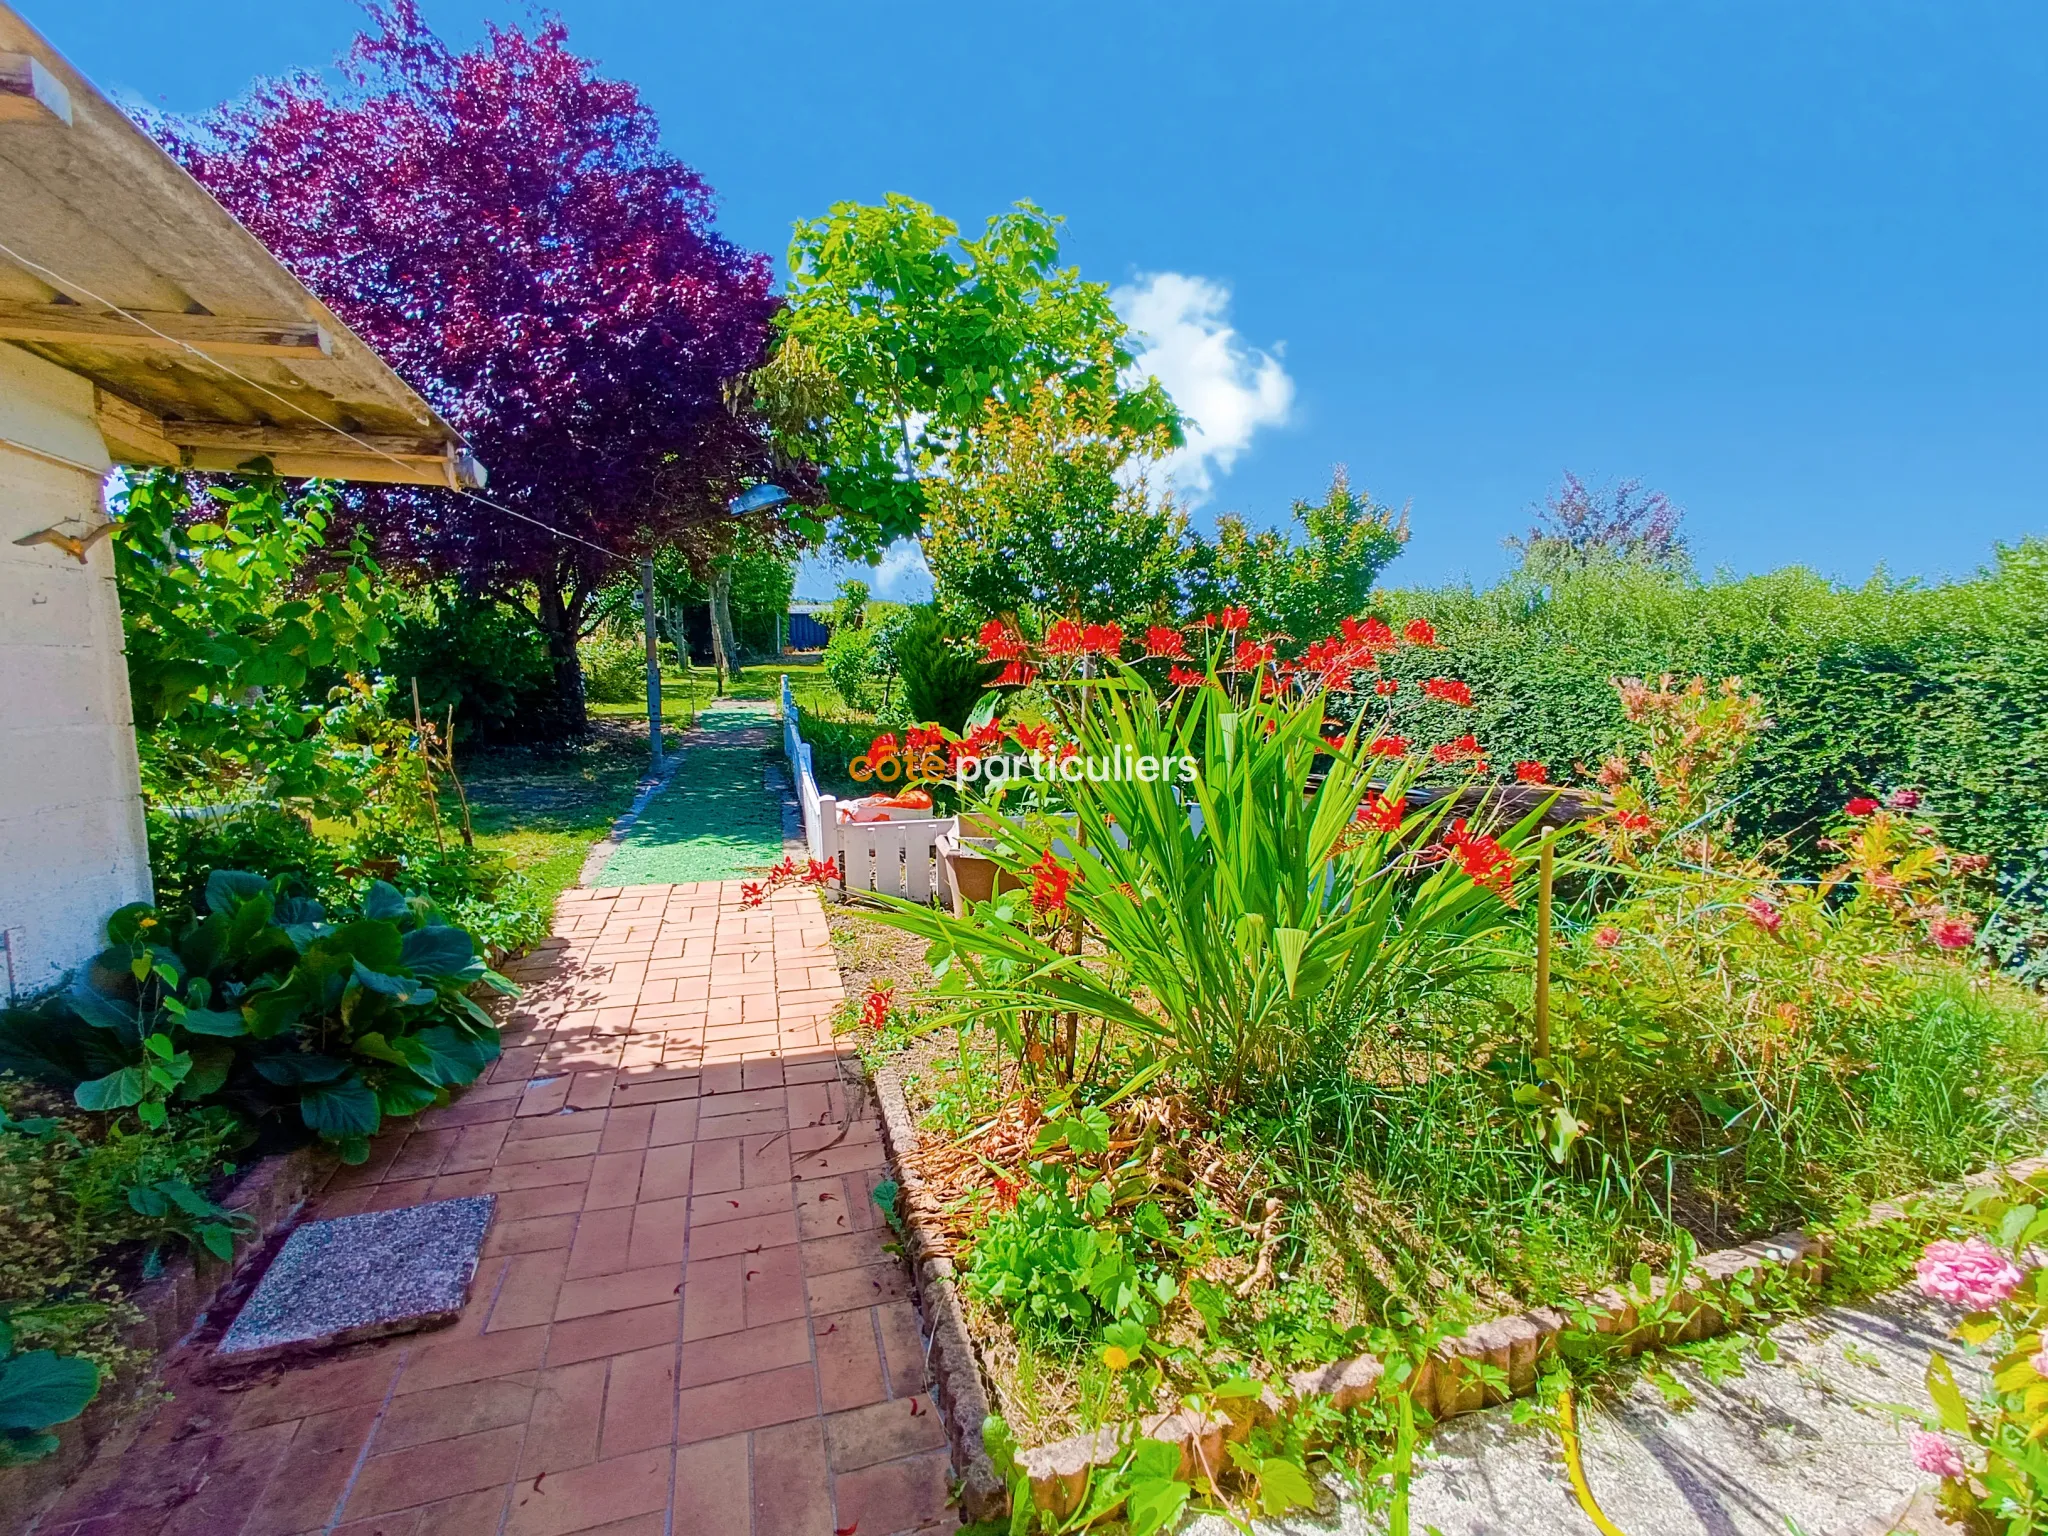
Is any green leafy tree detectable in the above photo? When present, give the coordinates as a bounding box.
[923,376,1187,623]
[755,194,1179,556]
[1187,469,1408,643]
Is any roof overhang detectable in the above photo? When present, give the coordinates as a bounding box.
[0,7,482,491]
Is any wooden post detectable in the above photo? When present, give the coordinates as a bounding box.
[1534,834,1556,1062]
[642,558,664,772]
[444,705,475,849]
[410,677,445,853]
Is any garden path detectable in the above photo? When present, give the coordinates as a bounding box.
[592,701,788,889]
[29,878,956,1536]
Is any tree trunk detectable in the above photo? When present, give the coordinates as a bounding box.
[532,563,591,737]
[709,566,741,691]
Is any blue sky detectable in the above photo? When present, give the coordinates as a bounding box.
[36,1,2046,598]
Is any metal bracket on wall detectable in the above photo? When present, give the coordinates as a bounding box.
[0,926,22,1003]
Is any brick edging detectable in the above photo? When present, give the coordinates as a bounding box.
[878,1050,2048,1526]
[6,1141,335,1530]
[871,1065,1008,1523]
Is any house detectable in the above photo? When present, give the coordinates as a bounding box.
[0,7,477,998]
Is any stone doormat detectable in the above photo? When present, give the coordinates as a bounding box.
[217,1194,495,1362]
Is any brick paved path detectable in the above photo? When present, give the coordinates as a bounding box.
[29,882,956,1536]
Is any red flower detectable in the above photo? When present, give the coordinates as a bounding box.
[1081,621,1124,656]
[860,984,894,1032]
[1445,818,1515,896]
[1044,619,1085,656]
[803,858,838,885]
[1928,916,1977,950]
[904,724,945,752]
[1421,677,1473,707]
[1143,625,1187,658]
[1845,797,1880,818]
[1357,791,1405,832]
[1029,852,1076,914]
[1228,639,1275,671]
[739,880,766,909]
[995,660,1038,687]
[1374,678,1399,697]
[1342,615,1398,649]
[1593,925,1622,949]
[1746,896,1784,936]
[1403,618,1437,646]
[978,620,1028,661]
[1011,722,1054,753]
[1616,809,1652,833]
[1514,761,1548,785]
[1431,734,1486,769]
[991,1174,1020,1211]
[1367,735,1409,758]
[1167,664,1206,689]
[867,733,900,762]
[1217,606,1252,631]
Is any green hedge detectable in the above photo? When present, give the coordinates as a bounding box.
[1366,540,2048,885]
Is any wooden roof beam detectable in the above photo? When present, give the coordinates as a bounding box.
[0,298,330,357]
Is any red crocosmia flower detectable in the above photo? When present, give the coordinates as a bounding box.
[1403,618,1437,646]
[803,859,838,885]
[1374,678,1399,696]
[1421,677,1473,707]
[1616,809,1652,833]
[1746,896,1784,936]
[1928,916,1977,950]
[859,984,893,1032]
[1081,621,1124,656]
[1029,852,1076,914]
[1143,625,1187,658]
[1056,740,1079,764]
[1845,797,1880,818]
[1218,606,1252,631]
[1431,734,1485,768]
[739,881,766,909]
[1593,926,1622,949]
[1514,761,1548,785]
[1043,619,1086,656]
[1323,731,1348,752]
[996,661,1038,687]
[867,733,900,762]
[1368,735,1409,758]
[1229,639,1275,671]
[991,1174,1021,1211]
[978,620,1028,661]
[968,722,1005,755]
[1445,818,1515,896]
[1011,722,1054,754]
[1167,664,1206,689]
[1357,791,1406,832]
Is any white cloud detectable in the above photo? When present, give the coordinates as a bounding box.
[1113,272,1295,504]
[792,539,933,605]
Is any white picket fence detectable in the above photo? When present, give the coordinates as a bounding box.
[782,676,956,905]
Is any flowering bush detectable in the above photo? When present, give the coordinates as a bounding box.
[1909,1174,2048,1531]
[860,610,1565,1104]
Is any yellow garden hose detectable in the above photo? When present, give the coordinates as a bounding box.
[1557,1385,1631,1536]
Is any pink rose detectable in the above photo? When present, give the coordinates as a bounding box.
[1888,788,1922,810]
[1909,1429,1968,1480]
[1916,1237,2022,1310]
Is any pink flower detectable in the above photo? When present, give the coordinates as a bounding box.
[1888,788,1922,810]
[2032,1346,2048,1380]
[1915,1237,2022,1310]
[1908,1429,1968,1481]
[1928,916,1977,951]
[1746,896,1784,936]
[1592,926,1622,949]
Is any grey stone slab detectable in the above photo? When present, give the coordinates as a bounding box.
[1186,1284,1978,1536]
[218,1195,495,1361]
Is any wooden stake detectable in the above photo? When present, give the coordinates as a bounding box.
[444,704,475,849]
[1534,834,1555,1062]
[411,677,445,854]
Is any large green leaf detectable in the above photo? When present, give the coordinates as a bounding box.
[350,961,429,1001]
[396,1025,498,1088]
[300,1074,381,1138]
[204,870,271,916]
[74,1066,145,1111]
[0,1350,100,1432]
[319,919,404,973]
[176,1007,247,1037]
[65,980,138,1037]
[400,925,474,979]
[362,882,410,922]
[253,1053,350,1086]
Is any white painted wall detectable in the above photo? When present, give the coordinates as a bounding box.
[0,342,150,999]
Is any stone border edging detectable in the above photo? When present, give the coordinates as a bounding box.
[577,752,687,887]
[875,1054,2048,1527]
[6,1141,335,1528]
[872,1064,1009,1523]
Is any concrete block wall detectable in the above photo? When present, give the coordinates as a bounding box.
[0,341,150,999]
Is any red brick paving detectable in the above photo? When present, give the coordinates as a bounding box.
[28,883,956,1536]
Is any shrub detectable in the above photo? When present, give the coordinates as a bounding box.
[381,585,556,741]
[578,635,648,705]
[822,622,884,712]
[147,806,332,931]
[0,872,512,1163]
[896,606,995,732]
[963,1166,1171,1343]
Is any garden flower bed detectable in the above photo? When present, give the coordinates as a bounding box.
[824,610,2048,1530]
